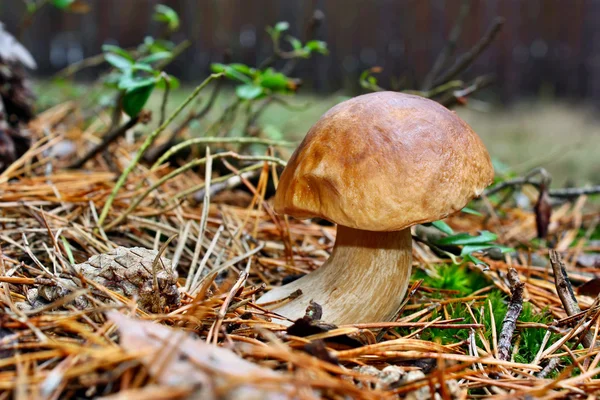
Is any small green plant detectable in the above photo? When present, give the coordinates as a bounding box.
[424,213,513,266]
[359,67,386,92]
[210,63,298,101]
[513,303,556,363]
[102,45,178,117]
[433,229,513,266]
[410,265,560,364]
[401,287,507,346]
[153,4,180,33]
[286,38,329,58]
[211,21,327,101]
[100,4,182,118]
[412,263,489,297]
[266,21,328,59]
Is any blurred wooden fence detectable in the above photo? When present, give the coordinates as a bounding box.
[1,0,599,102]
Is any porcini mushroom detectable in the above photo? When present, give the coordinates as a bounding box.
[258,91,494,325]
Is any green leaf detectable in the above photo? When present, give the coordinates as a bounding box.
[102,45,134,61]
[274,21,290,33]
[462,206,483,216]
[140,38,174,54]
[431,220,454,235]
[304,40,328,55]
[259,69,289,91]
[139,51,172,64]
[60,236,75,265]
[154,4,180,31]
[435,230,498,246]
[105,53,133,70]
[52,0,75,9]
[460,244,513,257]
[211,63,253,84]
[229,63,257,77]
[359,69,371,82]
[118,76,156,91]
[210,63,226,73]
[131,63,154,72]
[464,253,487,266]
[287,36,303,50]
[236,84,264,100]
[122,82,155,117]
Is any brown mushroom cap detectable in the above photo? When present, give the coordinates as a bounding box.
[274,91,494,231]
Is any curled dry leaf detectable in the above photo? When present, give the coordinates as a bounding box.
[577,277,600,297]
[534,180,552,239]
[107,311,293,400]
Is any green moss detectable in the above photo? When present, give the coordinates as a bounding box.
[405,265,563,364]
[411,264,490,297]
[512,303,556,363]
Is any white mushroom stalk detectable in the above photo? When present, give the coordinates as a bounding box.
[258,226,412,325]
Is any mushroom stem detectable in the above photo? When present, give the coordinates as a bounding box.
[257,225,412,325]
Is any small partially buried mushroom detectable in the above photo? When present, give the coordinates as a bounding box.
[258,91,494,325]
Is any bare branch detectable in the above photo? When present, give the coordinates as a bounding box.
[433,17,505,87]
[497,268,524,361]
[422,0,471,90]
[484,167,600,199]
[549,250,595,349]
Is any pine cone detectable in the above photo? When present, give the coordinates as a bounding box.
[19,247,181,314]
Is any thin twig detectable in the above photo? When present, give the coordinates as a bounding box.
[421,0,471,90]
[158,72,171,128]
[151,136,296,169]
[549,250,595,349]
[548,186,600,198]
[155,40,192,71]
[187,164,263,202]
[536,358,560,378]
[145,78,224,164]
[485,167,600,198]
[432,17,505,87]
[150,234,178,313]
[184,150,212,292]
[208,257,252,345]
[52,47,136,79]
[497,268,524,361]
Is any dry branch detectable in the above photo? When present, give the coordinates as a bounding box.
[549,250,595,349]
[497,268,524,361]
[484,167,600,199]
[422,0,471,90]
[432,17,505,87]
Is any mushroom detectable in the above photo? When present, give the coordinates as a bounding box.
[258,91,494,325]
